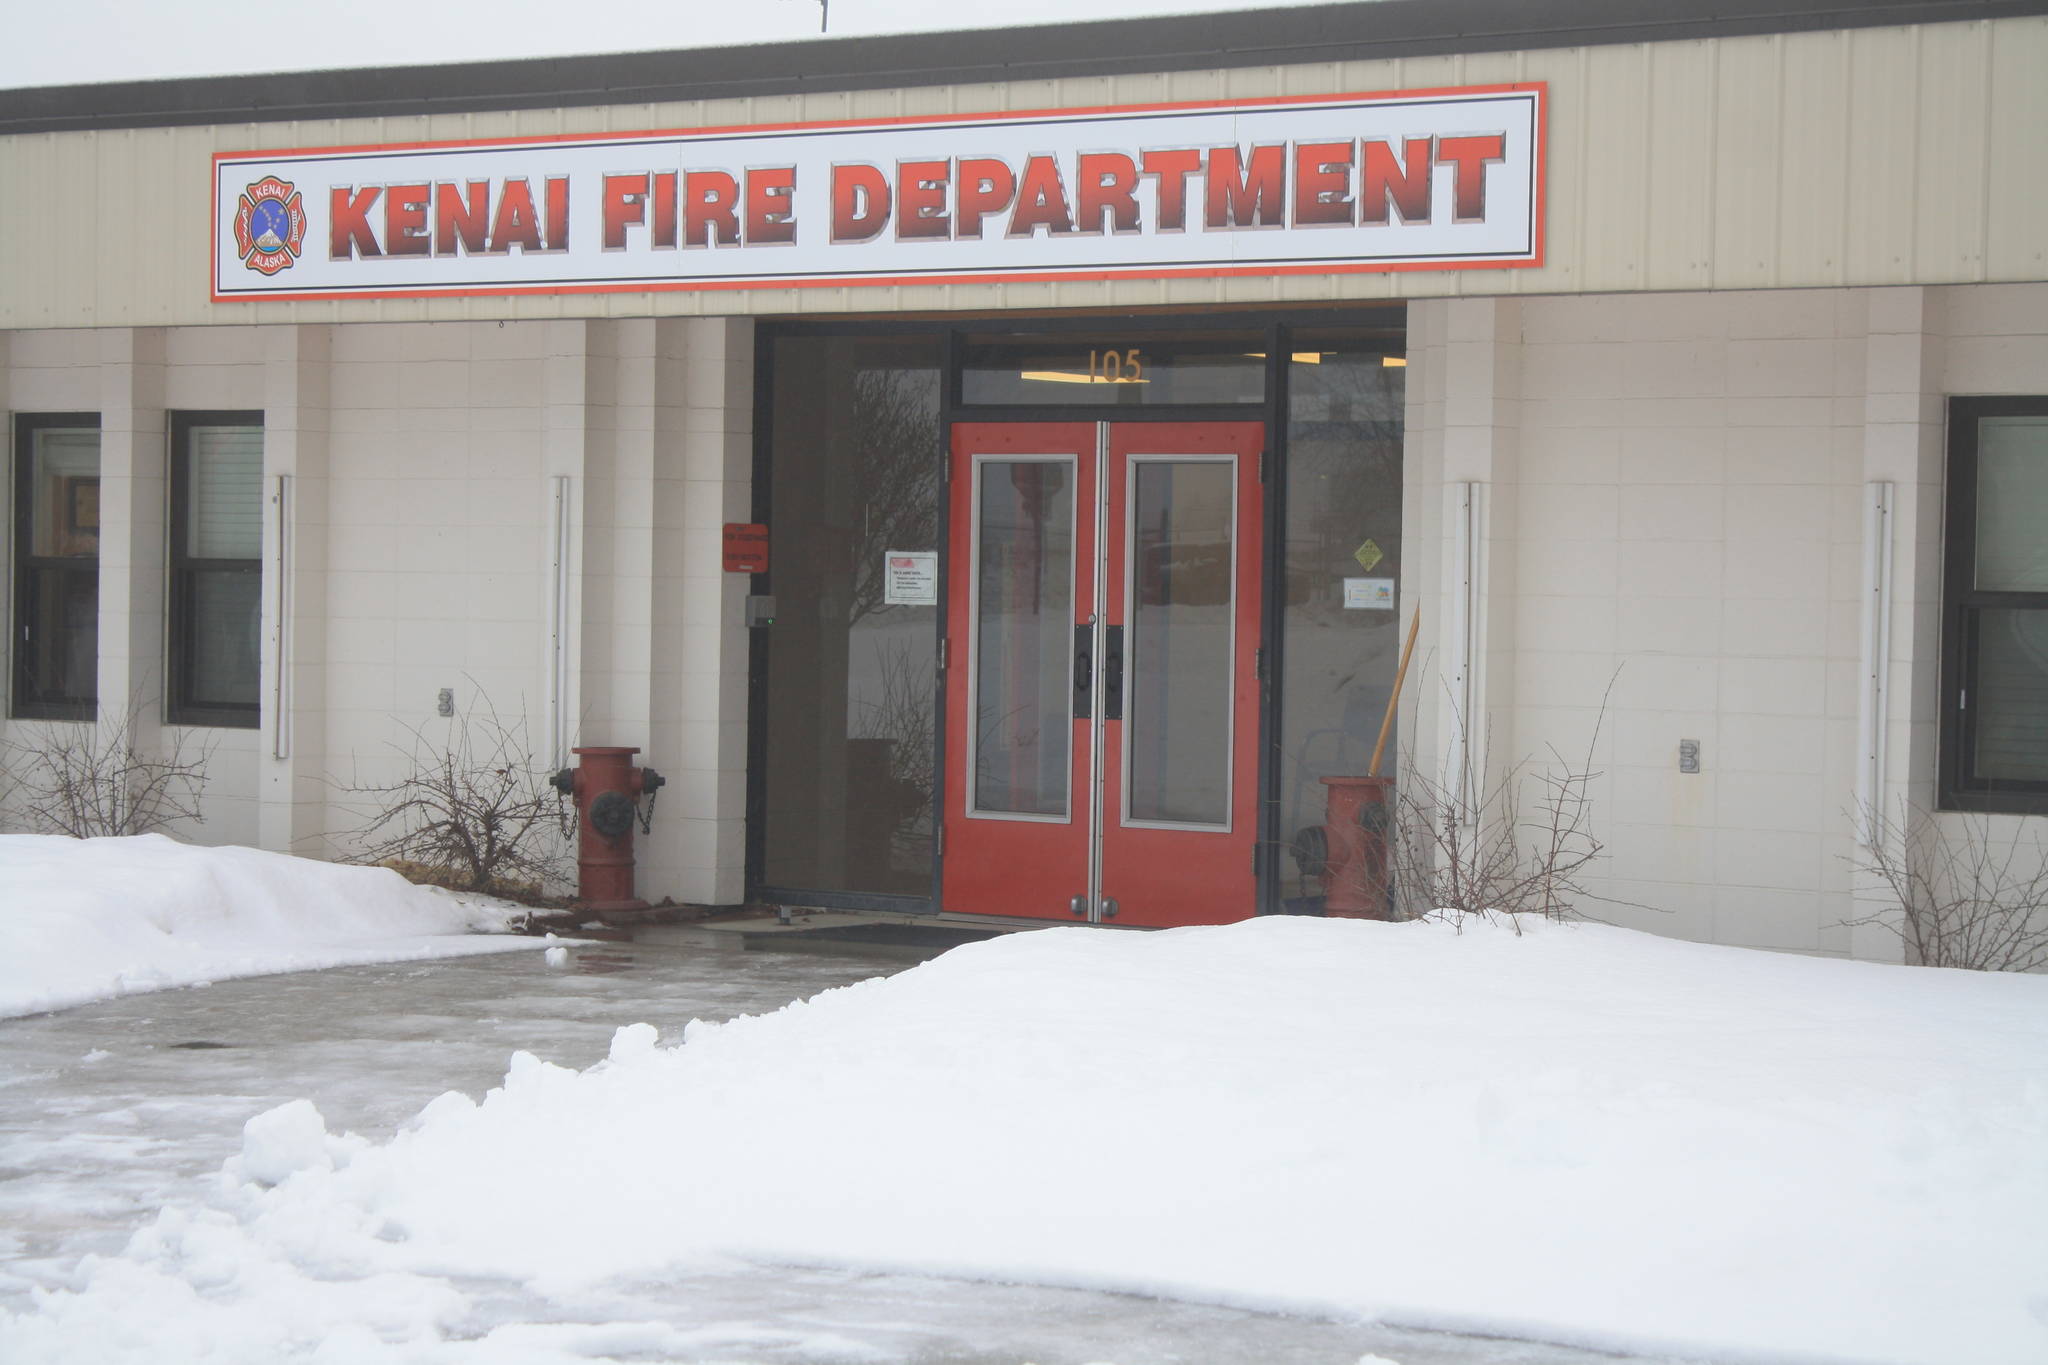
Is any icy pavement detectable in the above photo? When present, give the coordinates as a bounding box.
[0,939,1683,1365]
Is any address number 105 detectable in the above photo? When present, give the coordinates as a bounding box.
[1087,348,1145,383]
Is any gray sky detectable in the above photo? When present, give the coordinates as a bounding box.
[2,0,1338,91]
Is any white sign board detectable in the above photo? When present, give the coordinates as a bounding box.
[213,85,1544,301]
[884,551,939,607]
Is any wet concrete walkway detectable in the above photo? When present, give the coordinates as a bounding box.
[0,939,1693,1364]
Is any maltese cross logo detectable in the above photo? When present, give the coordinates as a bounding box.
[233,176,307,276]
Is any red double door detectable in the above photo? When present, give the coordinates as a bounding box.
[942,421,1264,927]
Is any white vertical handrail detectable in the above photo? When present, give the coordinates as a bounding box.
[1856,481,1895,847]
[546,475,574,766]
[1446,480,1486,819]
[270,473,293,761]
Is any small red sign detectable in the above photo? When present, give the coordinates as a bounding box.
[722,523,769,574]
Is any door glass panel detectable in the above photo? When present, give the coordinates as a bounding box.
[1277,335,1405,874]
[760,333,943,897]
[1125,459,1233,825]
[973,459,1075,816]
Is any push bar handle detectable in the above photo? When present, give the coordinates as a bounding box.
[1072,624,1093,719]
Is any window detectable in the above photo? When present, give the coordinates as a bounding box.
[168,412,263,728]
[11,413,101,719]
[1942,397,2048,813]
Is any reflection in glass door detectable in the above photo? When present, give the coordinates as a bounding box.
[970,457,1075,818]
[1123,457,1236,827]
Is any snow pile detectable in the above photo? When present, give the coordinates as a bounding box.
[0,833,532,1018]
[6,916,2048,1364]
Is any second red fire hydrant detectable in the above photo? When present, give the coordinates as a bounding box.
[1290,775,1395,919]
[550,746,665,916]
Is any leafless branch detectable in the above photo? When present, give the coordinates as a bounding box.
[843,367,942,629]
[3,700,213,838]
[330,691,570,898]
[849,639,937,860]
[1847,801,2048,972]
[1387,681,1616,927]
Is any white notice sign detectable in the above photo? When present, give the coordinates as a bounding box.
[885,551,939,606]
[1343,577,1396,610]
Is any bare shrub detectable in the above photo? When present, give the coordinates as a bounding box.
[1848,803,2048,973]
[1381,677,1615,925]
[332,694,569,899]
[4,703,212,838]
[1388,744,1607,925]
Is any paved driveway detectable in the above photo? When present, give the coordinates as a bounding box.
[0,940,1688,1364]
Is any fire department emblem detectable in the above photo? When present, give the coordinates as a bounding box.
[233,176,307,276]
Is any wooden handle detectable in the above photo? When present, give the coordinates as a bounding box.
[1368,606,1422,778]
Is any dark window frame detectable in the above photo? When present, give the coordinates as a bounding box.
[11,412,102,721]
[1941,395,2048,814]
[167,410,263,729]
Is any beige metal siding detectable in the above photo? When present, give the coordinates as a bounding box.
[1644,40,1716,293]
[1,16,2043,329]
[1988,22,2048,280]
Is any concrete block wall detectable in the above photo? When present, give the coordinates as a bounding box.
[644,318,753,906]
[1,325,266,844]
[1,317,752,907]
[1402,281,2048,959]
[10,283,2043,949]
[321,319,551,770]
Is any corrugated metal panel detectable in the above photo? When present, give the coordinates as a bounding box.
[1710,35,1786,290]
[1986,17,2048,278]
[1580,44,1653,294]
[1843,26,1923,286]
[0,137,35,325]
[51,135,97,329]
[1642,40,1717,292]
[1776,30,1854,288]
[1914,20,1994,282]
[1,17,2043,330]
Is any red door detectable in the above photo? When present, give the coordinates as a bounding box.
[942,421,1264,927]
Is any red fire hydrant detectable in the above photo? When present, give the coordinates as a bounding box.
[1292,775,1395,919]
[550,746,664,916]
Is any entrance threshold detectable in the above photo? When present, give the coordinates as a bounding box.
[634,908,1150,960]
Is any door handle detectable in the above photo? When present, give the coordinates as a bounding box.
[1104,625,1125,721]
[1072,624,1093,719]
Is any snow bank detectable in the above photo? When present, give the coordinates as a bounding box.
[0,833,532,1018]
[7,916,2048,1364]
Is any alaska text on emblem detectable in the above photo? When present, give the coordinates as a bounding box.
[233,177,307,276]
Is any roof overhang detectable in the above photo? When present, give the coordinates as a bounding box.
[3,0,2044,136]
